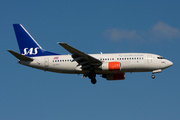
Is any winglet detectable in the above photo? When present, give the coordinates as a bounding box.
[7,50,34,61]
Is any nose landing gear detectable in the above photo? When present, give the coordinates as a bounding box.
[151,74,155,79]
[151,69,162,79]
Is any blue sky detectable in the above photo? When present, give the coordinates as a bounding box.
[1,0,180,120]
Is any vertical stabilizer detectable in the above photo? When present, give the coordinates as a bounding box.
[13,24,59,57]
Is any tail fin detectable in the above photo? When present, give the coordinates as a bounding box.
[13,24,59,57]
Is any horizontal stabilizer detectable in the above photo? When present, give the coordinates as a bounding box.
[7,50,33,61]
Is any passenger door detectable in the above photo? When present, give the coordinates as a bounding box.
[44,58,49,67]
[147,55,152,63]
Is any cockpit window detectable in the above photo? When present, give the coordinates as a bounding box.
[157,56,164,59]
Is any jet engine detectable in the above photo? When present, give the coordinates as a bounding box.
[101,62,121,71]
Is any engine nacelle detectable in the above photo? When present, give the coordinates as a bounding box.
[101,62,121,71]
[102,73,125,80]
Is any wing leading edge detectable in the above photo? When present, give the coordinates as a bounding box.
[58,43,102,69]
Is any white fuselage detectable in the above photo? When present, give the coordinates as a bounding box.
[20,53,173,75]
[9,24,173,83]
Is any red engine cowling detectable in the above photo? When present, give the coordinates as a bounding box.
[101,62,121,71]
[102,73,125,80]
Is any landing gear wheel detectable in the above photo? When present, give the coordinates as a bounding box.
[151,75,155,79]
[88,71,97,84]
[91,78,97,84]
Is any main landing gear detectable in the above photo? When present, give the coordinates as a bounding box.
[88,71,97,84]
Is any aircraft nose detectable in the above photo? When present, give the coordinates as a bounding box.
[170,61,173,66]
[167,60,173,67]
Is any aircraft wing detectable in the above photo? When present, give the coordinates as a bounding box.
[58,43,102,69]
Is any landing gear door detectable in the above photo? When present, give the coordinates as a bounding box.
[147,55,152,63]
[44,58,49,67]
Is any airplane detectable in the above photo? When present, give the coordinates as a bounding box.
[8,24,173,84]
